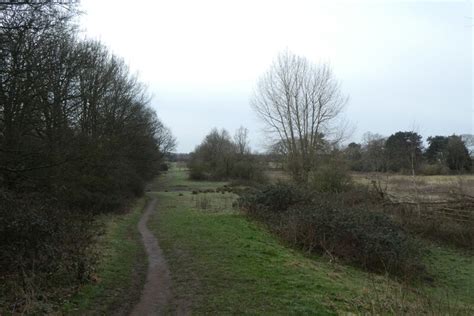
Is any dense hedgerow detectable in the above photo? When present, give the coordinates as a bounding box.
[0,192,100,312]
[238,184,424,277]
[0,3,175,313]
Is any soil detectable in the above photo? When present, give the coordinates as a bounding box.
[130,198,172,316]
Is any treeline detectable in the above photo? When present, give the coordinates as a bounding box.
[188,127,265,183]
[344,132,472,174]
[0,3,174,312]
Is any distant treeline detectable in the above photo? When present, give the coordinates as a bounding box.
[0,3,175,312]
[344,132,472,174]
[179,131,472,177]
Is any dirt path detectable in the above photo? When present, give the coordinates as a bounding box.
[131,198,172,316]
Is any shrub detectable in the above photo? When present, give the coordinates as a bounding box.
[287,204,422,275]
[310,159,353,193]
[0,192,100,313]
[239,183,308,215]
[238,184,424,278]
[230,159,267,183]
[159,162,169,171]
[412,217,473,250]
[189,163,208,180]
[384,203,474,250]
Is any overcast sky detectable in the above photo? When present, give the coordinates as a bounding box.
[79,0,472,153]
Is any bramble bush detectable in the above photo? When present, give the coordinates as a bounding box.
[238,184,424,278]
[310,157,353,193]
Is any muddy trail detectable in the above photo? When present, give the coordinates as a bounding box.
[131,198,171,316]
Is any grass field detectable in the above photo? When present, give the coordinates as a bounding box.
[62,198,147,315]
[266,168,474,202]
[148,166,474,314]
[352,172,474,202]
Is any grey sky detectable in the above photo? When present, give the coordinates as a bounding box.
[79,0,472,153]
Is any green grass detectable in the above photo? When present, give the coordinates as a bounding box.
[151,192,339,314]
[148,167,474,314]
[62,198,147,315]
[424,245,474,307]
[149,166,228,192]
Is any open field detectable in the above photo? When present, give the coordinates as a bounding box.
[2,2,471,314]
[354,172,474,228]
[149,164,229,193]
[266,168,474,248]
[146,166,474,314]
[352,172,474,202]
[268,168,474,221]
[267,168,474,202]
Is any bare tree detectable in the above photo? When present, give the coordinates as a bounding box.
[234,126,250,155]
[154,118,177,158]
[362,132,386,172]
[251,50,348,182]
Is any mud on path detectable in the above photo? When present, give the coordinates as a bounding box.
[131,198,171,316]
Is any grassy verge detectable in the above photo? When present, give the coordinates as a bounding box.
[62,198,147,315]
[149,167,474,314]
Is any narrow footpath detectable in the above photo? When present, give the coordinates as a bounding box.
[131,198,171,316]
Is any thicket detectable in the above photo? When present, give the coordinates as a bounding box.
[309,153,353,193]
[238,184,424,278]
[0,3,175,313]
[188,128,266,183]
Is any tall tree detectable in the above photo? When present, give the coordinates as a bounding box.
[361,132,387,172]
[446,135,471,172]
[1,1,177,309]
[0,1,175,204]
[425,136,449,164]
[234,126,250,156]
[425,135,471,172]
[385,131,423,172]
[344,142,363,171]
[251,50,348,182]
